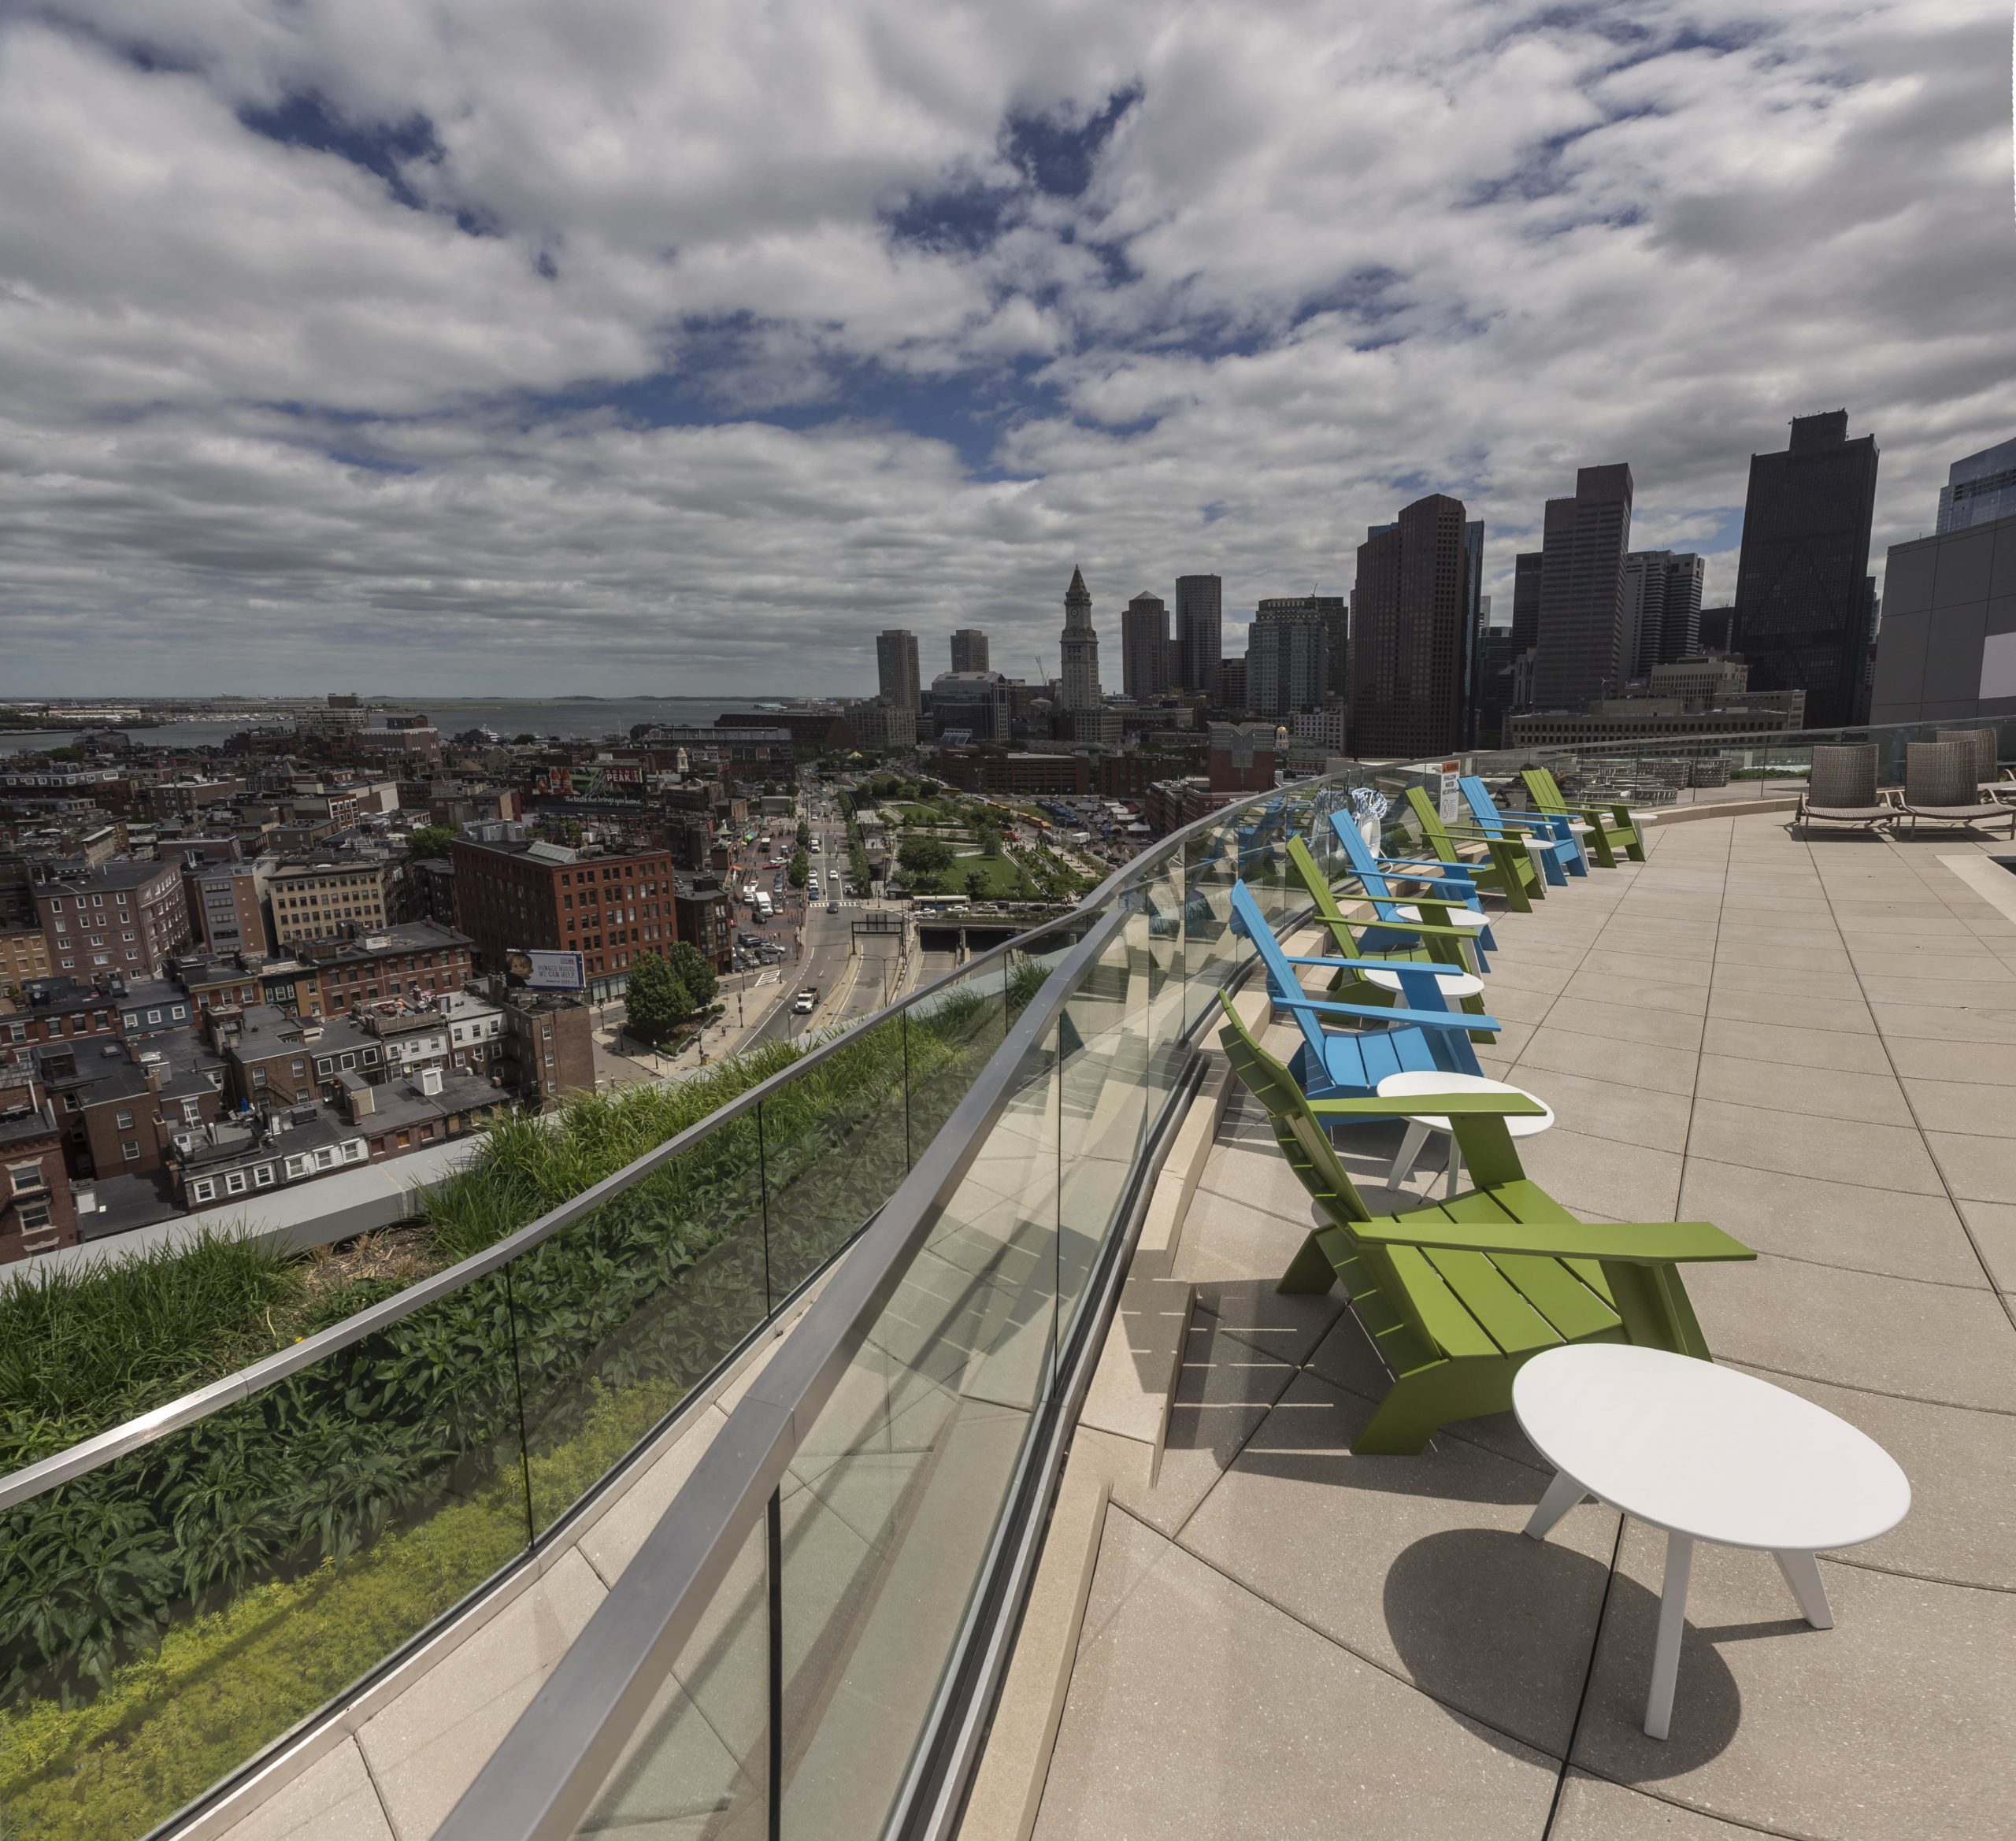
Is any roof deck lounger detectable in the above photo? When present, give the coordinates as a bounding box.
[1216,993,1755,1454]
[1458,775,1588,880]
[1326,807,1499,962]
[1935,727,2015,800]
[1796,743,1896,835]
[1228,878,1502,1098]
[1403,784,1547,911]
[1899,740,2016,839]
[1521,765,1647,866]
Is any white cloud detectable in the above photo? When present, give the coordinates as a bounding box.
[1,0,2011,693]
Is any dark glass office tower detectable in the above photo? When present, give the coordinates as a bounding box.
[1350,493,1470,758]
[1532,464,1634,709]
[1731,411,1880,728]
[1510,551,1544,654]
[1121,592,1170,698]
[1174,574,1223,699]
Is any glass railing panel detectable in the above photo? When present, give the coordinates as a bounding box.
[1056,917,1149,1348]
[775,1021,1061,1841]
[1182,816,1243,1004]
[902,955,1011,1159]
[1140,848,1190,1075]
[0,1275,529,1841]
[569,1514,769,1839]
[508,1118,771,1538]
[760,1015,911,1303]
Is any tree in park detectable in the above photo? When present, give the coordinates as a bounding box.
[788,848,810,888]
[964,869,989,900]
[898,835,954,878]
[665,940,718,1009]
[624,950,692,1046]
[796,819,810,849]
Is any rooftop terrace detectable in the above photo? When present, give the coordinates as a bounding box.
[1029,810,2016,1841]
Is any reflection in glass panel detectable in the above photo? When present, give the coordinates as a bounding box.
[1182,817,1242,1004]
[761,1016,912,1302]
[903,958,1010,1161]
[777,1027,1059,1841]
[510,1121,771,1536]
[1141,851,1190,1095]
[0,1278,528,1841]
[570,1515,769,1839]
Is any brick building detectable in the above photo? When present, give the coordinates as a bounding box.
[673,875,734,972]
[451,835,677,1001]
[1206,723,1279,793]
[936,746,1092,796]
[0,1069,77,1261]
[183,859,269,956]
[499,989,595,1103]
[35,858,191,979]
[2,927,50,987]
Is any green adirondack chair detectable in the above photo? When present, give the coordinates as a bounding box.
[1521,765,1646,866]
[1283,834,1494,1041]
[1403,784,1544,913]
[1217,994,1752,1454]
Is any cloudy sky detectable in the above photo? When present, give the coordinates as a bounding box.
[3,0,2011,698]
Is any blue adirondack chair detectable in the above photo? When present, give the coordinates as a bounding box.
[1228,881,1499,1101]
[1327,809,1499,965]
[1457,776,1586,882]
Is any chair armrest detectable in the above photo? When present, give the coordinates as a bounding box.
[1336,915,1480,940]
[1284,953,1467,976]
[1375,855,1482,877]
[1312,1094,1547,1120]
[1349,1218,1756,1265]
[1273,993,1502,1033]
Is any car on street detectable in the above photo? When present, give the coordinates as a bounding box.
[793,987,817,1013]
[827,900,839,913]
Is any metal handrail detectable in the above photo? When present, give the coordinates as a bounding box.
[0,767,1354,1515]
[432,898,1136,1841]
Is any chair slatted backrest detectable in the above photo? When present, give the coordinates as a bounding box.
[1285,833,1361,941]
[1522,766,1570,814]
[1936,728,1997,788]
[1228,879,1477,1089]
[1906,739,1973,807]
[1404,783,1467,862]
[1808,743,1879,809]
[1326,809,1414,917]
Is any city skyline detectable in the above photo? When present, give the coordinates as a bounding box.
[2,1,2011,696]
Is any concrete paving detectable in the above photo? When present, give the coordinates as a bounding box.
[1034,813,2016,1841]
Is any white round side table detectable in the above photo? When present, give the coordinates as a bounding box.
[1513,1344,1910,1740]
[1362,965,1486,1002]
[1390,902,1490,972]
[1374,1069,1554,1198]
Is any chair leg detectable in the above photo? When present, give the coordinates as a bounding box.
[1387,1120,1430,1189]
[1277,1230,1337,1295]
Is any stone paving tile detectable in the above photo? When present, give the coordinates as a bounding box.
[1547,1771,1781,1839]
[1036,1514,1561,1841]
[1692,1052,1910,1126]
[1539,996,1705,1051]
[1675,1153,1984,1288]
[1511,1127,1684,1223]
[1685,1255,2016,1411]
[1702,987,1875,1034]
[1685,1099,1944,1195]
[1497,1065,1692,1154]
[1706,961,1867,1000]
[1178,1370,1619,1760]
[1872,1000,2016,1044]
[1924,1131,2016,1205]
[211,1740,395,1841]
[1696,1016,1894,1075]
[1956,1201,2016,1291]
[1515,1024,1700,1095]
[1884,1035,2016,1085]
[1571,1524,2016,1841]
[1560,971,1707,1017]
[1858,976,2016,1011]
[1722,1365,2016,1593]
[1577,948,1716,987]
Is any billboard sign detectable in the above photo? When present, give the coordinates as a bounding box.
[507,949,587,991]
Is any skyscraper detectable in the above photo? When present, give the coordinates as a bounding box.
[875,629,921,713]
[1120,592,1169,698]
[1246,598,1332,717]
[1350,494,1470,758]
[1936,435,2016,534]
[1174,574,1223,698]
[1510,551,1544,654]
[1620,551,1707,676]
[1058,566,1102,712]
[949,628,989,674]
[1531,464,1634,709]
[1731,411,1880,728]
